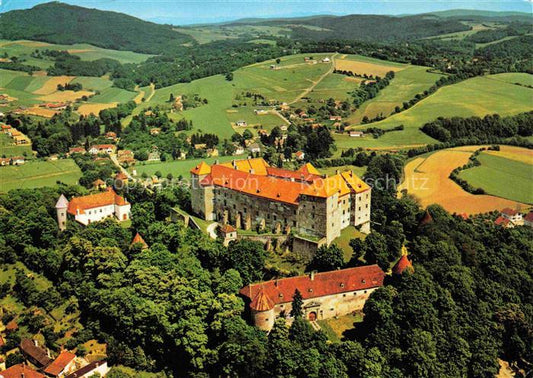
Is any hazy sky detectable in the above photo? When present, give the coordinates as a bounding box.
[0,0,531,25]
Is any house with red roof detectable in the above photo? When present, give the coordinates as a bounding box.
[88,145,116,155]
[218,224,237,246]
[0,363,46,378]
[55,188,131,230]
[43,351,76,377]
[190,158,372,246]
[20,339,52,368]
[392,247,414,275]
[131,233,148,249]
[240,265,385,331]
[499,208,523,226]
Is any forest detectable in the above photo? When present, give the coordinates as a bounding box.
[0,153,530,377]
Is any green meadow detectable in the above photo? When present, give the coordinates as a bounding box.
[0,39,152,66]
[459,152,533,204]
[130,155,239,178]
[0,133,33,157]
[87,86,137,103]
[129,53,334,138]
[0,159,82,192]
[336,73,533,152]
[71,76,114,91]
[347,65,444,124]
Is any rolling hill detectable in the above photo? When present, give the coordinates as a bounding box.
[0,2,193,54]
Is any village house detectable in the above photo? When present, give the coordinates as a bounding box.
[235,120,247,127]
[524,211,533,228]
[294,151,305,161]
[104,132,117,141]
[0,363,46,378]
[55,188,131,230]
[149,128,161,136]
[43,351,76,377]
[233,145,245,155]
[64,361,109,378]
[247,143,261,154]
[1,124,11,133]
[207,148,219,158]
[20,339,52,368]
[11,157,25,165]
[329,116,342,121]
[321,57,331,63]
[88,144,116,155]
[117,150,135,165]
[495,208,524,228]
[190,158,372,246]
[349,131,364,138]
[254,109,268,115]
[92,179,106,190]
[131,233,149,249]
[0,158,10,166]
[239,265,385,331]
[68,147,86,155]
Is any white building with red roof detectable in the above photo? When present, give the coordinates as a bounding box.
[495,208,524,228]
[239,265,385,331]
[55,188,131,230]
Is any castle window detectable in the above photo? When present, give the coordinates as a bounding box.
[343,294,346,297]
[366,194,369,199]
[366,204,369,208]
[364,290,367,294]
[353,292,357,296]
[358,207,361,211]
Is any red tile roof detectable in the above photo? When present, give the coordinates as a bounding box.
[501,208,518,216]
[495,216,511,226]
[43,351,76,376]
[250,289,275,311]
[0,335,5,347]
[419,210,433,226]
[67,188,127,215]
[0,364,46,378]
[131,233,148,249]
[392,255,413,275]
[195,159,368,205]
[524,211,533,222]
[219,224,236,233]
[64,361,107,378]
[240,265,385,311]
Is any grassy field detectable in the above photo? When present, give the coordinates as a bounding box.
[71,76,114,91]
[306,72,360,102]
[128,53,334,137]
[399,146,530,214]
[459,149,533,204]
[332,225,367,262]
[130,155,239,178]
[317,313,363,343]
[0,133,33,157]
[87,86,137,103]
[0,39,152,66]
[0,159,81,193]
[336,73,533,151]
[346,65,444,125]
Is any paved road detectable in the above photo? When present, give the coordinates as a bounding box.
[109,153,134,181]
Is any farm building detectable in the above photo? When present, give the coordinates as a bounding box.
[349,131,364,137]
[64,360,109,378]
[0,363,46,378]
[240,265,385,331]
[55,188,131,230]
[89,144,116,155]
[43,351,77,377]
[235,120,247,127]
[20,339,52,368]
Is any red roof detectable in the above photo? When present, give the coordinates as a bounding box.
[20,339,52,367]
[131,233,148,249]
[44,351,76,376]
[0,364,46,378]
[6,319,18,331]
[91,144,116,150]
[495,216,510,226]
[419,210,433,226]
[524,211,533,222]
[392,255,413,275]
[219,224,236,233]
[265,166,319,183]
[67,188,127,215]
[501,208,518,216]
[240,265,385,311]
[0,335,5,347]
[115,172,128,180]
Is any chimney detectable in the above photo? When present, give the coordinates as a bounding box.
[274,280,278,287]
[310,271,317,280]
[232,160,237,169]
[214,159,219,165]
[249,169,255,174]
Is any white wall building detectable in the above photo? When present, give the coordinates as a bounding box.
[56,188,131,230]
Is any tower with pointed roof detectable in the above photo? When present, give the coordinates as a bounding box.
[55,194,69,231]
[249,288,276,331]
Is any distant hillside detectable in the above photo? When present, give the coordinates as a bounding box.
[0,2,193,54]
[222,14,472,41]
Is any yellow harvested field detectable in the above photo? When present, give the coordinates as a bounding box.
[133,90,145,104]
[335,59,404,77]
[24,107,60,118]
[343,76,363,83]
[67,49,93,53]
[0,40,50,47]
[485,145,533,165]
[399,146,526,214]
[77,102,118,116]
[39,90,94,102]
[33,76,75,95]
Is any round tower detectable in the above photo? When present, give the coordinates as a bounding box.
[250,289,276,331]
[55,194,69,231]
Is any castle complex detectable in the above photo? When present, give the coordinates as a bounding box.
[190,158,371,245]
[239,265,385,331]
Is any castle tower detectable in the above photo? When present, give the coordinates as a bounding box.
[250,288,275,331]
[55,194,69,231]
